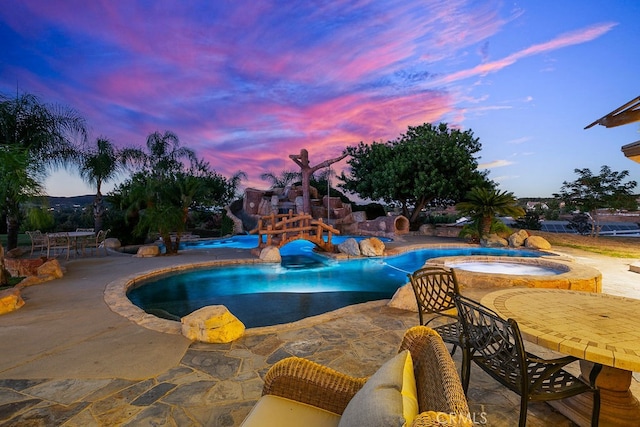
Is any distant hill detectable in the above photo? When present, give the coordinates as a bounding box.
[47,195,94,207]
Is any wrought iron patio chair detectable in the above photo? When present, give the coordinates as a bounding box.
[46,233,71,260]
[26,230,46,256]
[408,266,462,355]
[454,294,600,427]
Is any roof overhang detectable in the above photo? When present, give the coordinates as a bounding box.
[622,140,640,163]
[585,96,640,129]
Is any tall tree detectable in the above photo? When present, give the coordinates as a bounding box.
[340,123,489,228]
[0,92,86,249]
[79,137,133,231]
[456,187,525,237]
[554,165,637,236]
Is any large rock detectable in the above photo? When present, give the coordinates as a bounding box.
[508,230,529,248]
[135,245,160,257]
[4,257,46,277]
[0,288,24,315]
[259,246,281,263]
[525,235,551,250]
[104,238,121,250]
[387,283,418,312]
[37,259,64,280]
[481,234,508,248]
[181,305,245,343]
[18,259,65,287]
[338,238,361,256]
[359,237,385,257]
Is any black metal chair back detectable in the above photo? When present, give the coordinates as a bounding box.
[408,266,461,355]
[454,294,600,427]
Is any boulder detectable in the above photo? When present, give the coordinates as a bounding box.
[181,305,245,343]
[338,238,361,256]
[16,259,64,287]
[387,283,418,311]
[37,259,64,280]
[4,257,46,277]
[525,235,551,250]
[481,234,508,248]
[0,288,24,315]
[259,246,281,263]
[104,238,121,250]
[508,230,529,248]
[359,237,385,257]
[135,245,160,258]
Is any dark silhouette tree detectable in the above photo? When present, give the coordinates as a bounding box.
[0,92,86,249]
[554,165,637,237]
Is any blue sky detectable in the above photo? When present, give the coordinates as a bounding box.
[2,0,639,198]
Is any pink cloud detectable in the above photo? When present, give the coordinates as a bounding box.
[437,22,617,84]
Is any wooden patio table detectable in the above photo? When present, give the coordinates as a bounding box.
[482,288,640,427]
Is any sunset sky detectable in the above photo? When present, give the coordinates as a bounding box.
[2,0,639,199]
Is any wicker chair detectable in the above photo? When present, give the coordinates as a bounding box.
[408,266,462,355]
[454,295,600,427]
[242,326,472,427]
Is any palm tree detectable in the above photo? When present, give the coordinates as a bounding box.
[456,187,525,237]
[0,92,86,249]
[79,137,135,232]
[260,170,301,189]
[135,130,196,177]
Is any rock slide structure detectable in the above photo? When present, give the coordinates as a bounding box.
[228,186,410,242]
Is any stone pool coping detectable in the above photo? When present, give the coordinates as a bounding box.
[425,254,602,292]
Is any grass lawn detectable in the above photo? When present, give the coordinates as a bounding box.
[535,231,640,258]
[0,234,33,249]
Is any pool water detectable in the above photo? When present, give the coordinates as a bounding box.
[446,262,561,276]
[128,239,540,328]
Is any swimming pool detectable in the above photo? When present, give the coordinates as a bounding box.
[128,240,541,328]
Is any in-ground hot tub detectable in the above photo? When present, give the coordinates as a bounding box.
[425,256,602,292]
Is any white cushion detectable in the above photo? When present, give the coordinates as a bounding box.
[338,350,417,427]
[241,394,341,427]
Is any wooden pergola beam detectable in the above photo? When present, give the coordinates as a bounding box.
[585,96,640,129]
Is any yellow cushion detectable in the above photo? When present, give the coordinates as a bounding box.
[240,394,341,427]
[401,351,419,425]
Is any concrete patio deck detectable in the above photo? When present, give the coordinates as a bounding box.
[0,236,638,426]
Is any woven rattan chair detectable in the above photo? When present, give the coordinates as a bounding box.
[246,326,472,427]
[454,295,600,427]
[408,266,461,355]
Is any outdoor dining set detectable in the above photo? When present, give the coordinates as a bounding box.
[26,229,110,260]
